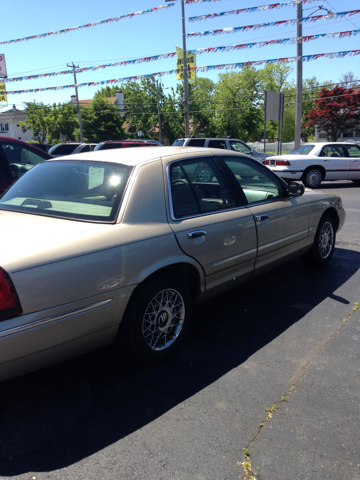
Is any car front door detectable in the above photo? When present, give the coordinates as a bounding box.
[341,144,360,180]
[167,155,258,298]
[319,144,351,180]
[221,156,310,275]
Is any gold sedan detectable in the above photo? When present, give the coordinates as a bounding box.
[0,147,345,381]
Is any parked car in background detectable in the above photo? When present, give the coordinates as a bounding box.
[71,143,97,154]
[95,140,160,151]
[0,136,52,193]
[28,143,53,153]
[49,143,81,157]
[0,146,345,381]
[172,137,269,161]
[263,142,360,188]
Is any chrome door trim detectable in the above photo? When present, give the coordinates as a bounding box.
[211,248,257,267]
[0,299,112,339]
[258,228,309,253]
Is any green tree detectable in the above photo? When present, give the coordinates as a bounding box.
[20,102,51,142]
[214,68,263,141]
[46,103,78,142]
[79,96,126,143]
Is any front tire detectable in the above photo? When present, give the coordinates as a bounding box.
[302,168,323,188]
[301,214,336,267]
[118,274,193,365]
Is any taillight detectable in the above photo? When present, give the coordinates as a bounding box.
[0,268,22,320]
[263,159,291,166]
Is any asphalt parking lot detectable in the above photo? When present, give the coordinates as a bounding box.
[0,181,359,480]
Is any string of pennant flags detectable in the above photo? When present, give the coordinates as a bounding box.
[0,3,175,46]
[1,49,359,96]
[189,1,313,22]
[188,9,360,36]
[185,0,318,3]
[2,29,359,84]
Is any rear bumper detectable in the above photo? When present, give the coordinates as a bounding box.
[0,287,134,382]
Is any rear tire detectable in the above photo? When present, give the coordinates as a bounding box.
[302,168,323,188]
[117,274,192,366]
[301,214,336,267]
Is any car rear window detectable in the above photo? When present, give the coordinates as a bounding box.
[288,145,315,155]
[53,144,79,155]
[0,160,133,223]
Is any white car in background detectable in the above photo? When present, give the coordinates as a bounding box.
[263,142,360,188]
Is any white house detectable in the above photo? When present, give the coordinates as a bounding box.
[0,105,34,141]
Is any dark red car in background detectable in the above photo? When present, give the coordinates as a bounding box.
[0,137,52,193]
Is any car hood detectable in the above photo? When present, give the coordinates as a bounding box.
[0,210,113,272]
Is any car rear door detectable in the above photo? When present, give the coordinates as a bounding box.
[319,144,351,180]
[221,156,309,274]
[166,154,257,297]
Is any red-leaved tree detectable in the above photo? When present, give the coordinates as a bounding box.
[304,86,360,141]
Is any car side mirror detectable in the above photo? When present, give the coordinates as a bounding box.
[287,181,304,197]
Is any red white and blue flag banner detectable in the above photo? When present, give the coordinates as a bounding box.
[1,49,360,95]
[0,3,175,46]
[186,0,325,3]
[2,29,359,83]
[188,10,360,36]
[189,1,303,22]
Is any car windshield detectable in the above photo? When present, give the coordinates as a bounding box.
[0,160,133,223]
[172,140,185,146]
[288,145,315,155]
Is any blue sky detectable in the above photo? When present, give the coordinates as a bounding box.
[0,0,359,111]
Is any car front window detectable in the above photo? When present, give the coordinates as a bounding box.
[222,157,284,204]
[288,145,315,155]
[0,160,133,223]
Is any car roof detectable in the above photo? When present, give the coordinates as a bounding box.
[47,146,246,167]
[0,136,32,145]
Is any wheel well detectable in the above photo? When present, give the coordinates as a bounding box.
[324,207,340,231]
[302,165,326,179]
[134,263,201,303]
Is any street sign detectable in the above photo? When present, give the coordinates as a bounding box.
[137,130,143,138]
[0,54,7,78]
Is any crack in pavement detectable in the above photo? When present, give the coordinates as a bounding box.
[238,300,360,480]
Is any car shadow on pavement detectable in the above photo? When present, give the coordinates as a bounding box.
[0,247,359,475]
[317,181,359,190]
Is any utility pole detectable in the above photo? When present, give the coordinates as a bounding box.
[67,62,84,142]
[295,2,302,149]
[155,79,162,144]
[166,0,189,137]
[181,0,190,137]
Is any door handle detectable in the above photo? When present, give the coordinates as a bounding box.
[187,230,206,239]
[256,215,269,222]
